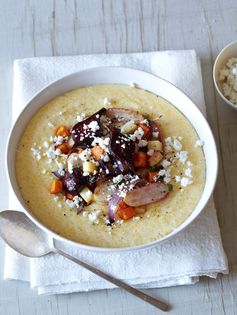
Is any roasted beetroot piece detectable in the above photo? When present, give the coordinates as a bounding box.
[124,181,169,207]
[72,108,106,147]
[109,128,135,164]
[63,168,86,196]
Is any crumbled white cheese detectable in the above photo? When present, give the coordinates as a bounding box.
[43,141,49,148]
[102,153,110,162]
[67,153,81,174]
[82,211,89,217]
[54,148,61,156]
[175,175,181,183]
[48,122,54,128]
[152,131,159,138]
[76,113,86,122]
[91,137,110,151]
[138,139,148,147]
[158,169,166,176]
[140,119,149,126]
[55,161,65,176]
[147,149,154,156]
[133,216,141,221]
[66,199,76,208]
[79,148,92,162]
[130,127,144,141]
[87,121,100,132]
[103,97,112,106]
[187,161,193,167]
[176,151,188,164]
[73,195,82,207]
[54,136,64,145]
[161,159,171,169]
[184,168,192,178]
[195,140,204,148]
[88,210,102,223]
[113,174,124,184]
[219,57,237,104]
[31,148,42,160]
[173,139,182,151]
[180,177,193,187]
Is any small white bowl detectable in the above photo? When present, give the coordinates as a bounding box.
[6,67,218,252]
[213,41,237,110]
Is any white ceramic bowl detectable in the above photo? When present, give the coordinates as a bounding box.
[213,41,237,110]
[6,67,218,252]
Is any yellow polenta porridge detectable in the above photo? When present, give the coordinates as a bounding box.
[16,84,205,248]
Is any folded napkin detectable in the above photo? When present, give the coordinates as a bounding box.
[4,50,228,295]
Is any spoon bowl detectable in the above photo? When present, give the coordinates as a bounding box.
[0,210,52,257]
[0,210,169,312]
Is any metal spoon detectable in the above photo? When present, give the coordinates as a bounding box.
[0,210,169,312]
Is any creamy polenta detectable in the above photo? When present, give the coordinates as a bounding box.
[16,84,205,248]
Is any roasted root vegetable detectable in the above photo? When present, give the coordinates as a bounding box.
[50,179,63,194]
[66,193,74,200]
[147,140,163,152]
[118,205,137,220]
[134,151,149,168]
[91,145,104,160]
[79,186,94,204]
[149,151,163,166]
[121,121,137,134]
[56,143,69,154]
[55,125,71,137]
[83,161,97,173]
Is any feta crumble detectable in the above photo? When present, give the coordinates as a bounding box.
[180,177,193,187]
[195,140,204,148]
[219,57,237,105]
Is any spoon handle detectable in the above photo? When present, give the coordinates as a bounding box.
[54,247,169,312]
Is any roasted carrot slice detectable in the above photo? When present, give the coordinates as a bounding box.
[133,151,149,168]
[66,193,74,200]
[55,125,71,137]
[91,145,104,160]
[56,143,69,154]
[118,200,129,209]
[118,206,137,220]
[50,179,63,194]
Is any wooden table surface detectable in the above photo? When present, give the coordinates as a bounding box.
[0,0,237,314]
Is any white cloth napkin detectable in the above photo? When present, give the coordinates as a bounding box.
[4,50,228,295]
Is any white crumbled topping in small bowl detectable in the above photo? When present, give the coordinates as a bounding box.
[219,57,237,105]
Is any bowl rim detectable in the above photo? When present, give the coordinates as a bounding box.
[6,66,218,252]
[213,40,237,110]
